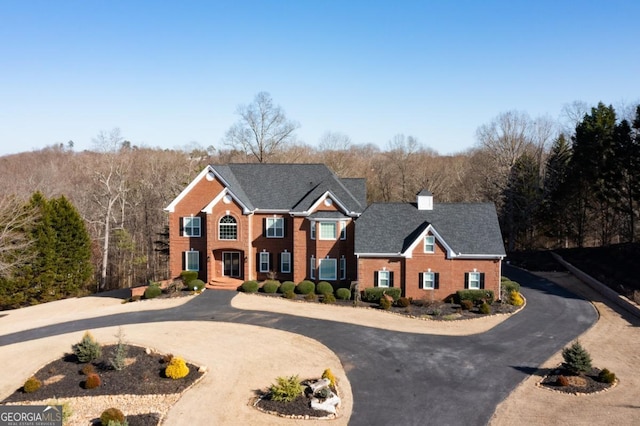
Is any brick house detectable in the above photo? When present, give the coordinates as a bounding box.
[164,164,366,288]
[354,190,506,300]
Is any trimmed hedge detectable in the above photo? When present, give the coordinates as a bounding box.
[240,280,259,293]
[363,287,401,302]
[189,279,206,291]
[279,281,296,294]
[144,283,162,299]
[180,271,198,286]
[456,289,495,304]
[336,288,351,300]
[262,280,280,293]
[296,280,315,295]
[316,281,334,295]
[502,279,520,293]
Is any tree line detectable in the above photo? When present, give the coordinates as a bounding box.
[0,93,638,307]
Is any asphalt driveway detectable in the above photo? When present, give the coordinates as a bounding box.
[0,265,597,425]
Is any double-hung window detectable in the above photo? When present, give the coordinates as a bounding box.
[340,221,347,240]
[467,272,481,289]
[259,252,270,273]
[319,222,337,240]
[340,256,346,279]
[318,258,337,280]
[377,270,390,288]
[310,221,316,240]
[281,251,291,273]
[422,272,435,289]
[266,218,284,238]
[424,236,435,253]
[183,217,201,237]
[310,256,316,279]
[185,250,199,271]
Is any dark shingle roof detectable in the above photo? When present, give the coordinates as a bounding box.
[211,164,365,214]
[355,202,505,256]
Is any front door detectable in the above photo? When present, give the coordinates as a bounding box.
[223,252,241,277]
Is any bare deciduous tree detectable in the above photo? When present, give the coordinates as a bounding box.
[224,92,300,163]
[0,196,37,278]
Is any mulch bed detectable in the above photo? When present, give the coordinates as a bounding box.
[2,345,203,425]
[539,368,614,394]
[255,383,334,418]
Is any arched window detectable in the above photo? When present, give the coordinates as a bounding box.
[219,215,237,240]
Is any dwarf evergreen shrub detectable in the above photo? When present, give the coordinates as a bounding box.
[100,407,125,425]
[316,281,334,295]
[82,364,95,375]
[296,280,315,295]
[189,279,206,291]
[562,341,592,374]
[379,297,392,310]
[269,375,304,402]
[279,281,296,294]
[240,280,259,293]
[165,356,189,379]
[262,280,280,293]
[336,288,351,300]
[598,368,616,384]
[84,373,101,389]
[73,331,102,363]
[23,376,42,393]
[144,283,162,299]
[180,271,198,286]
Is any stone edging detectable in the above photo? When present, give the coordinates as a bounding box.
[550,252,640,319]
[535,371,619,397]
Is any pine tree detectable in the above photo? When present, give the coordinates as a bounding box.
[561,341,592,375]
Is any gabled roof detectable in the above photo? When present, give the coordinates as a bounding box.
[354,202,506,258]
[166,163,366,215]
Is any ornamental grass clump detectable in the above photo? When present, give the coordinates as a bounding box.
[165,356,190,379]
[269,375,304,402]
[562,341,592,375]
[73,331,102,363]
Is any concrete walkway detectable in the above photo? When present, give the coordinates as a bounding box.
[0,266,597,425]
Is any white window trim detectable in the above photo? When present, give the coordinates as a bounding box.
[423,271,435,289]
[318,258,337,281]
[310,255,316,279]
[310,221,316,240]
[185,250,199,271]
[468,271,481,289]
[266,217,284,238]
[183,217,201,237]
[259,252,270,273]
[340,220,347,240]
[424,235,435,253]
[377,270,390,288]
[319,222,337,240]
[340,256,346,279]
[281,251,291,274]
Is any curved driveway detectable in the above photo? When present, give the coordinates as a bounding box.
[0,266,597,425]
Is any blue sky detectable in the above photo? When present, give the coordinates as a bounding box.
[1,1,638,157]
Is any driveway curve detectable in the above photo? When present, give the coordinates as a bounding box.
[0,266,597,425]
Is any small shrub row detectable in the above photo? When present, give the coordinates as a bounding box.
[336,287,351,300]
[296,280,315,295]
[279,281,296,294]
[456,289,495,305]
[241,280,259,292]
[316,281,333,295]
[262,280,280,293]
[363,287,401,302]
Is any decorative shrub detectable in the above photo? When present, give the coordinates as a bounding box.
[296,280,315,295]
[262,280,280,293]
[269,375,304,402]
[456,289,495,305]
[100,407,125,425]
[396,297,410,308]
[23,376,42,393]
[73,331,102,363]
[180,270,198,286]
[241,280,259,293]
[556,375,569,386]
[460,300,474,310]
[379,297,392,310]
[283,290,296,299]
[304,293,317,302]
[84,373,101,389]
[363,287,401,302]
[315,387,331,399]
[322,368,336,388]
[322,293,336,304]
[509,290,524,306]
[336,288,351,300]
[562,341,592,375]
[316,281,334,295]
[81,364,95,375]
[502,279,520,293]
[144,283,162,299]
[165,356,190,379]
[109,328,128,371]
[598,368,616,384]
[479,302,491,314]
[279,281,296,294]
[189,279,206,291]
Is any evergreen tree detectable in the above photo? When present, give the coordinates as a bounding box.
[541,134,573,247]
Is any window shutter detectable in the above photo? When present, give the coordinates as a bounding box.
[464,272,469,289]
[180,217,184,236]
[182,251,186,270]
[283,218,287,237]
[389,271,394,287]
[256,252,261,272]
[278,253,282,272]
[480,273,485,289]
[374,271,379,287]
[434,273,440,289]
[262,218,267,237]
[269,252,274,271]
[419,272,424,289]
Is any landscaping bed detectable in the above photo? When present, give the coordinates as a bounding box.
[539,368,615,395]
